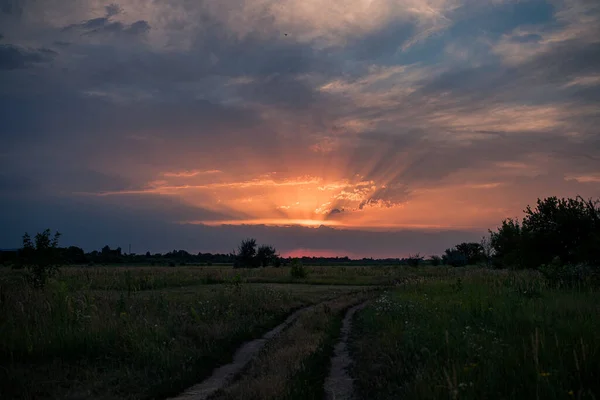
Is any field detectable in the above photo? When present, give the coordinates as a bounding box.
[1,265,599,399]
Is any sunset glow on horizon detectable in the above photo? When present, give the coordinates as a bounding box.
[1,0,599,257]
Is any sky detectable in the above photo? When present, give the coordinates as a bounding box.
[1,0,599,257]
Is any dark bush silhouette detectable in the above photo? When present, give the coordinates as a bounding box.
[20,229,62,288]
[455,242,484,264]
[233,239,279,268]
[489,218,524,268]
[406,253,424,267]
[429,255,441,266]
[442,248,468,267]
[234,238,258,268]
[256,245,278,267]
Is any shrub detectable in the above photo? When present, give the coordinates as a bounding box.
[539,257,599,288]
[20,229,62,288]
[290,259,308,279]
[442,248,467,267]
[406,253,424,267]
[256,245,278,267]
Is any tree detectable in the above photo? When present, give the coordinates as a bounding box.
[455,242,484,265]
[256,245,278,267]
[62,246,86,264]
[235,238,258,268]
[489,218,525,268]
[21,229,62,288]
[488,196,600,269]
[406,253,424,267]
[522,196,600,267]
[442,248,467,267]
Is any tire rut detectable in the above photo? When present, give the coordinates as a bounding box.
[324,301,369,400]
[167,304,316,400]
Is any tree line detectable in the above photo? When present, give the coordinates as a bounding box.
[3,195,598,287]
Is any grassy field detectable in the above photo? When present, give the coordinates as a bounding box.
[2,265,598,399]
[0,264,404,291]
[0,265,373,399]
[350,271,600,399]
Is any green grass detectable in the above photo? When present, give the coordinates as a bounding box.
[0,277,363,399]
[3,264,598,399]
[0,264,466,292]
[350,271,600,399]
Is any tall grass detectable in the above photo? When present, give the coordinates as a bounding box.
[350,272,600,399]
[0,279,351,399]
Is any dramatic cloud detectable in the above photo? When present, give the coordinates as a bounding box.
[0,0,599,256]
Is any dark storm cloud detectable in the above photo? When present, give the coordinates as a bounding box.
[1,0,599,256]
[0,44,56,69]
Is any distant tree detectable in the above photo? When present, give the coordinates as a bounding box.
[256,245,278,267]
[406,253,424,267]
[20,229,62,288]
[62,246,86,264]
[235,238,258,268]
[442,248,468,267]
[455,242,484,265]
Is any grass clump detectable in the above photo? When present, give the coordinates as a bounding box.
[290,259,309,279]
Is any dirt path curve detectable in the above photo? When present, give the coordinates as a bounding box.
[167,305,315,400]
[324,301,369,400]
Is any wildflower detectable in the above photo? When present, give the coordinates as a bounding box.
[539,372,551,377]
[568,390,574,396]
[120,311,127,317]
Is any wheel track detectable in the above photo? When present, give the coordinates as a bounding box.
[324,301,369,400]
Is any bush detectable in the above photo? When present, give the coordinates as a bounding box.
[429,255,441,266]
[442,248,467,267]
[20,230,62,288]
[539,257,599,288]
[406,253,424,267]
[290,259,308,279]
